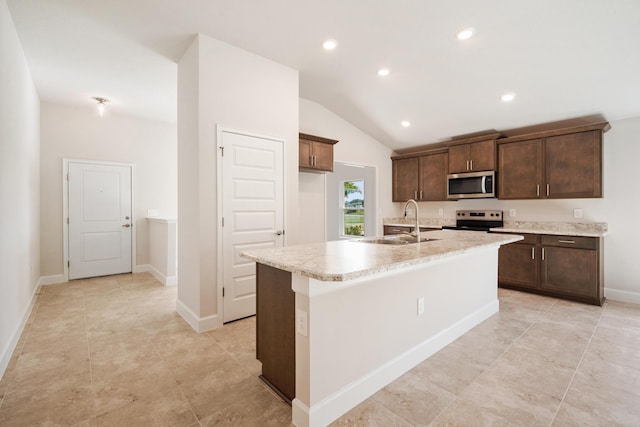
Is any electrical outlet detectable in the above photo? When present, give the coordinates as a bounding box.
[295,309,308,336]
[417,297,425,316]
[509,209,516,218]
[573,208,583,219]
[438,208,444,216]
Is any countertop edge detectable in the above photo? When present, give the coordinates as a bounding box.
[490,227,607,237]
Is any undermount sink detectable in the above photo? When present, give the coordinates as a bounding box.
[355,235,440,245]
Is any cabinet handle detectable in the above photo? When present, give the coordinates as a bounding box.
[546,184,550,196]
[531,247,535,260]
[536,185,540,197]
[414,191,418,199]
[470,159,473,170]
[558,240,576,244]
[466,160,470,171]
[420,190,423,200]
[542,247,545,260]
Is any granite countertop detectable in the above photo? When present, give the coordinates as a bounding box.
[241,230,522,282]
[491,221,608,237]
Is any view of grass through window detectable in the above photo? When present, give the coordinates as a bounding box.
[343,180,364,236]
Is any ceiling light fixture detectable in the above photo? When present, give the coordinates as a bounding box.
[93,97,109,116]
[401,120,411,128]
[377,68,390,77]
[501,93,516,102]
[322,39,338,50]
[457,27,475,40]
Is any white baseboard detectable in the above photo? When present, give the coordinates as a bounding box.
[605,287,640,304]
[0,282,41,379]
[148,265,177,287]
[38,274,66,286]
[133,264,150,273]
[176,299,221,332]
[294,300,499,427]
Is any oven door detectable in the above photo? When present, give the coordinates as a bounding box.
[447,171,495,199]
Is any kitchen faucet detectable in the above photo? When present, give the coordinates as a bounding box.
[403,199,420,242]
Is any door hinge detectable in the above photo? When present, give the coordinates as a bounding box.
[67,260,70,268]
[67,217,69,225]
[222,217,224,227]
[66,173,69,181]
[222,287,225,297]
[219,146,224,156]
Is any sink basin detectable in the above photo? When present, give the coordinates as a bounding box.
[355,235,440,245]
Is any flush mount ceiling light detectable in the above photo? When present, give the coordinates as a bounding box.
[93,97,109,116]
[401,120,411,127]
[377,68,390,77]
[457,27,475,40]
[501,93,516,102]
[322,39,338,50]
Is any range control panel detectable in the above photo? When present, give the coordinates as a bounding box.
[455,210,503,221]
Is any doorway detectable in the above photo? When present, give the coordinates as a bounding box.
[218,128,285,323]
[65,160,134,280]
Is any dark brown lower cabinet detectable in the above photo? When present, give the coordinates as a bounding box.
[256,263,295,403]
[498,233,604,306]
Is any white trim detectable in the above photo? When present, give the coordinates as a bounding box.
[148,264,177,286]
[294,300,499,427]
[63,159,136,281]
[605,287,640,304]
[133,264,150,273]
[216,126,287,324]
[176,299,221,332]
[38,274,66,286]
[0,283,41,379]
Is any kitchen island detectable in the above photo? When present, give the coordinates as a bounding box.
[241,230,522,427]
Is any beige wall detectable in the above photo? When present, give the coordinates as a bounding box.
[298,98,396,242]
[39,102,177,277]
[177,34,299,329]
[0,0,40,375]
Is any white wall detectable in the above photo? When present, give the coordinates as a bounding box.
[39,102,177,278]
[299,98,395,242]
[177,34,299,330]
[395,117,640,301]
[0,0,40,376]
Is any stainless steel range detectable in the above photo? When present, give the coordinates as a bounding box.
[443,210,503,232]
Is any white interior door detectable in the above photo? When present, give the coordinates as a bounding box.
[221,130,284,323]
[68,162,132,280]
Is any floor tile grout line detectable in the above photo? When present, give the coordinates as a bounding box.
[547,300,607,427]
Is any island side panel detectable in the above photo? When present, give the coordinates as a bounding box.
[256,263,295,402]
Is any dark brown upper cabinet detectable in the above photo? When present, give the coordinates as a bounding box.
[448,138,497,173]
[498,123,609,199]
[299,133,338,173]
[392,149,448,202]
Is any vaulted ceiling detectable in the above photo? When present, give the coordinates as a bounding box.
[7,0,640,150]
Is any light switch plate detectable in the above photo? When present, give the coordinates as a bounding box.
[296,309,308,336]
[417,297,425,316]
[509,209,516,218]
[438,208,444,216]
[574,208,583,219]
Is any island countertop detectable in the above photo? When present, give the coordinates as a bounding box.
[241,230,523,282]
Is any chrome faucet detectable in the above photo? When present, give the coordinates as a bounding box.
[403,199,420,242]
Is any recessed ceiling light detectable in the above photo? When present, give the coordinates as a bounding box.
[401,120,411,128]
[322,39,338,50]
[501,93,516,102]
[457,27,475,40]
[377,68,390,77]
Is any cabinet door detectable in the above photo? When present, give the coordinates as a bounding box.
[299,139,313,169]
[419,152,448,201]
[540,246,597,298]
[448,144,470,173]
[392,157,419,202]
[312,141,334,172]
[545,130,602,198]
[498,139,543,199]
[470,140,496,171]
[498,243,538,289]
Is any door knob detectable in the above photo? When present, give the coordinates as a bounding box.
[275,230,284,235]
[122,224,131,228]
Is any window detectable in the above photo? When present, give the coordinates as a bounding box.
[342,179,364,236]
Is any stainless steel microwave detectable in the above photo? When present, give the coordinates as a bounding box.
[447,170,496,200]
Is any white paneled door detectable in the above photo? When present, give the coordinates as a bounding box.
[68,162,132,280]
[221,130,284,323]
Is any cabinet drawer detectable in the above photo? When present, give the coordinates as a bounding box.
[494,232,539,245]
[540,235,597,250]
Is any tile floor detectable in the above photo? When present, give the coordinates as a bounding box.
[0,273,638,426]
